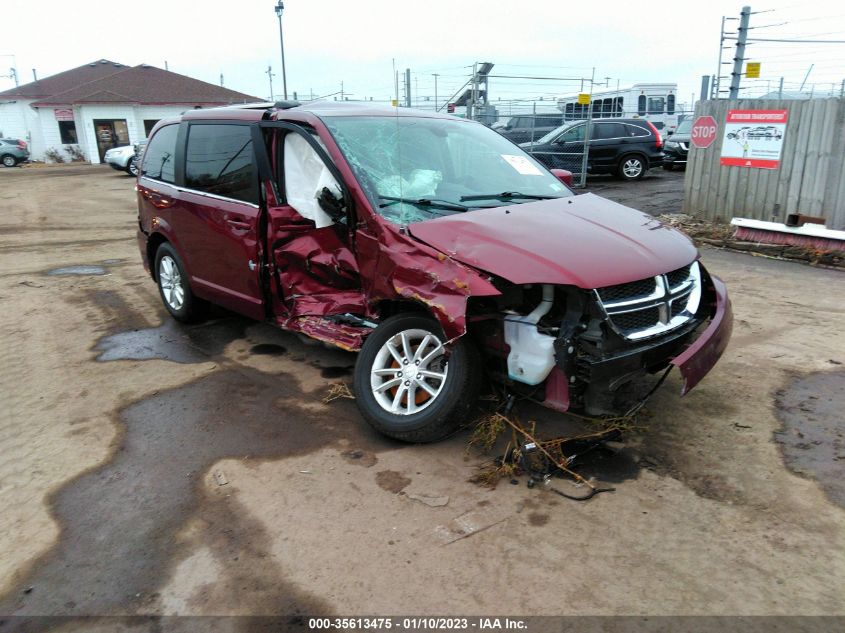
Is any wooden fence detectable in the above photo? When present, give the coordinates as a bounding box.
[683,98,845,230]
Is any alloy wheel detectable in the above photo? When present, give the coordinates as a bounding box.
[370,328,448,415]
[158,255,184,311]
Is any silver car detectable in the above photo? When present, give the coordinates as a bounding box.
[104,144,139,176]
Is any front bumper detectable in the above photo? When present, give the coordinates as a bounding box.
[670,274,732,394]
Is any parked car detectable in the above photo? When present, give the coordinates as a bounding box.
[136,103,731,442]
[104,144,141,175]
[130,140,147,177]
[520,118,664,180]
[492,113,565,144]
[663,117,692,170]
[0,138,30,167]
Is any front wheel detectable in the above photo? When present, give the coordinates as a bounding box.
[662,163,674,171]
[618,155,646,180]
[154,243,207,322]
[127,157,139,176]
[353,314,481,442]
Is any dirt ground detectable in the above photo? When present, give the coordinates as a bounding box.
[0,165,843,625]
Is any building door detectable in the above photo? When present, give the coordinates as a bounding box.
[93,119,129,162]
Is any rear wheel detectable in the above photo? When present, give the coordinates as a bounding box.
[353,314,481,442]
[618,154,646,180]
[154,243,207,322]
[1,154,17,167]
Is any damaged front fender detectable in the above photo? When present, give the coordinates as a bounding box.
[371,225,501,341]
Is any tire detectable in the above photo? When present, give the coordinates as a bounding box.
[662,163,674,171]
[1,154,17,168]
[153,242,207,323]
[127,157,139,177]
[353,313,481,443]
[618,154,646,180]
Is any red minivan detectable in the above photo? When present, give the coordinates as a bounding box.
[136,102,732,442]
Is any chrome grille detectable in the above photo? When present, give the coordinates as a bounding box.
[595,262,702,340]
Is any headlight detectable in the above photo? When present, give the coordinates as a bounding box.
[665,141,679,149]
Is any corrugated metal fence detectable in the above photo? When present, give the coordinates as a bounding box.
[683,98,845,230]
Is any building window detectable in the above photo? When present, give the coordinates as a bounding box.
[59,121,78,144]
[666,94,676,115]
[143,119,160,137]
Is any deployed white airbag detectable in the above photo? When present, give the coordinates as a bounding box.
[284,133,342,228]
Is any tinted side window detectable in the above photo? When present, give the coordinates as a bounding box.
[185,124,258,205]
[593,123,626,139]
[666,94,675,115]
[141,124,178,182]
[626,123,651,137]
[648,97,665,114]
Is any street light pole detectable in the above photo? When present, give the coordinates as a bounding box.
[274,1,288,100]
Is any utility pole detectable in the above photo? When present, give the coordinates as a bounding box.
[433,73,439,112]
[31,69,37,82]
[266,66,274,102]
[274,1,288,100]
[470,62,478,120]
[340,81,344,101]
[728,6,751,100]
[840,79,844,98]
[220,73,224,87]
[778,77,784,99]
[404,68,411,107]
[392,58,398,105]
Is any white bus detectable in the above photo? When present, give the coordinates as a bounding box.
[556,83,683,133]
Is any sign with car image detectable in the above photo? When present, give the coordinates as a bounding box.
[720,109,788,169]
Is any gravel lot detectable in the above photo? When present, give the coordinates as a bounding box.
[0,165,843,624]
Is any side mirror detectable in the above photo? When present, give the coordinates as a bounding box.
[550,169,573,187]
[317,186,345,220]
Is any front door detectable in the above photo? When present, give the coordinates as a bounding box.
[260,122,365,322]
[170,121,265,320]
[93,119,129,162]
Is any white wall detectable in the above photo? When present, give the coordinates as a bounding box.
[0,99,43,154]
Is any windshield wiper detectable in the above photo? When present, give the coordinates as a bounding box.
[459,191,558,202]
[378,195,468,212]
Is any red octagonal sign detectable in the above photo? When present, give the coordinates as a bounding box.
[691,115,718,149]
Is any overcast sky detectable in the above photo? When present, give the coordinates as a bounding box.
[3,0,844,110]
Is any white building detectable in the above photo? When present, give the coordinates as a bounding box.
[0,59,259,163]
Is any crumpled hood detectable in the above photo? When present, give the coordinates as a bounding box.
[408,193,698,288]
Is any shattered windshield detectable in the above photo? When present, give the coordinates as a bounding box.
[322,115,572,224]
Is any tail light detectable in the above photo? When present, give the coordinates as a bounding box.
[17,140,27,150]
[646,121,662,149]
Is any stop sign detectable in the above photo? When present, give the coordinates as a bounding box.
[691,115,718,149]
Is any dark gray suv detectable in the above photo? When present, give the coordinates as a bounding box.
[492,113,565,144]
[0,138,30,167]
[520,118,664,181]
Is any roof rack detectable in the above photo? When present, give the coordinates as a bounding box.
[273,100,301,109]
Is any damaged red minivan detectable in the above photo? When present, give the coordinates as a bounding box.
[136,102,732,442]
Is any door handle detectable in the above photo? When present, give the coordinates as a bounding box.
[150,193,173,209]
[226,219,251,231]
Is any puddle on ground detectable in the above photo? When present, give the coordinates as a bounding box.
[0,367,393,619]
[775,370,845,508]
[45,265,107,276]
[94,317,248,363]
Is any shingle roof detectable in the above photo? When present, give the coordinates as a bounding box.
[0,59,129,99]
[30,64,260,106]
